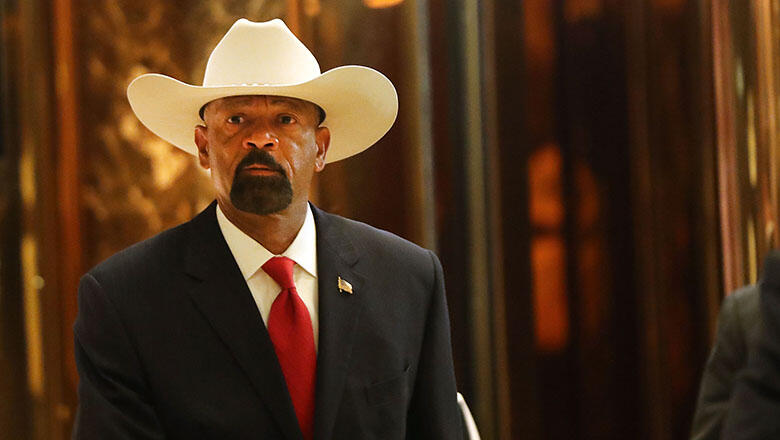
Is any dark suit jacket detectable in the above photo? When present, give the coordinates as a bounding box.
[722,250,780,439]
[690,284,760,440]
[72,202,462,439]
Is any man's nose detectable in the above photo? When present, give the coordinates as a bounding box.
[243,123,278,150]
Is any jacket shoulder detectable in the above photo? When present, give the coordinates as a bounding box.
[87,220,191,283]
[725,284,759,315]
[318,209,433,259]
[762,250,780,287]
[721,284,761,351]
[315,209,442,299]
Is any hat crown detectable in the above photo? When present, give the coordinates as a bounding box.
[203,18,321,87]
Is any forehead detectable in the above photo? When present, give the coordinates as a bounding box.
[209,95,316,112]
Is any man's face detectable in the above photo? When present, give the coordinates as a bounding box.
[194,95,330,216]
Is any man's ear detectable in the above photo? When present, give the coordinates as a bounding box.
[314,126,330,172]
[194,125,210,169]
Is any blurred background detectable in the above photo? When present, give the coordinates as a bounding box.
[1,0,778,438]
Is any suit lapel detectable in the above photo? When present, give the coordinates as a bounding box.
[311,206,365,440]
[183,203,303,440]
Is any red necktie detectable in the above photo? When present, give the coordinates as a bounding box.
[263,256,316,440]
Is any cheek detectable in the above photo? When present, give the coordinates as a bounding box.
[215,130,239,145]
[289,149,318,180]
[208,151,238,185]
[295,134,320,164]
[208,136,241,173]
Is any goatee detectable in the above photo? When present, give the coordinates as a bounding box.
[230,149,293,215]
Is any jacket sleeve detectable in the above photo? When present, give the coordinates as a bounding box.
[406,250,464,440]
[72,273,166,439]
[722,252,780,439]
[689,286,755,440]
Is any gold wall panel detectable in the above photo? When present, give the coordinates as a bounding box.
[714,0,780,292]
[75,0,286,268]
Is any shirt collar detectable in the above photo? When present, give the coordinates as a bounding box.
[216,203,318,280]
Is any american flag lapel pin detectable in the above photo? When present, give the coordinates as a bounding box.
[338,276,353,295]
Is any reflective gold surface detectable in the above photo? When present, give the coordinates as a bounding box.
[75,0,285,268]
[714,0,780,291]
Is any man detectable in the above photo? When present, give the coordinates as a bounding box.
[73,18,462,439]
[689,285,760,440]
[721,251,780,439]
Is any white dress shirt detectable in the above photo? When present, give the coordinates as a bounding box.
[216,204,319,349]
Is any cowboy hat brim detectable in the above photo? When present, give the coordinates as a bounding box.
[127,65,398,163]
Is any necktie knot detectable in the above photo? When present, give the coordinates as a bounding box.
[262,256,296,290]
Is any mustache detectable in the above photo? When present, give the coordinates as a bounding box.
[235,149,286,177]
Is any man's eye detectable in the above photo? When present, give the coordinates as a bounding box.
[227,115,244,124]
[279,115,296,124]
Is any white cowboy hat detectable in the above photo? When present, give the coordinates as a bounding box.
[127,18,398,163]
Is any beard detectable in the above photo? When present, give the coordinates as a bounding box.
[230,149,293,215]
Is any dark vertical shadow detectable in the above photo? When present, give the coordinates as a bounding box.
[0,0,32,437]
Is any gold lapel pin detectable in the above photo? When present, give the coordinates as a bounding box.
[338,276,353,295]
